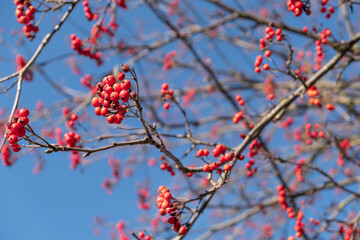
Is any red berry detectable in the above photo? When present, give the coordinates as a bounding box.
[117,72,125,80]
[121,80,131,90]
[19,108,29,117]
[120,90,130,102]
[8,135,18,144]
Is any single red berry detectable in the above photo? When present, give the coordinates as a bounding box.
[120,90,130,102]
[163,102,170,110]
[121,80,131,90]
[19,108,29,117]
[117,72,125,81]
[122,65,130,73]
[8,135,18,144]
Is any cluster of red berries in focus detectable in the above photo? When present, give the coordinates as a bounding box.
[156,186,187,236]
[320,0,334,19]
[15,55,33,81]
[14,0,39,39]
[161,83,174,110]
[83,0,98,21]
[70,34,102,65]
[6,108,30,154]
[287,0,311,17]
[92,70,132,124]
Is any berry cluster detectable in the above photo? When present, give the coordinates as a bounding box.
[67,113,78,128]
[14,0,39,39]
[15,55,33,81]
[80,74,93,89]
[156,186,187,236]
[313,28,331,70]
[89,25,114,44]
[245,158,257,177]
[293,123,326,147]
[64,131,81,169]
[70,34,102,65]
[92,72,132,124]
[294,211,305,238]
[160,155,175,176]
[277,185,292,215]
[83,0,98,21]
[294,158,305,182]
[287,0,311,17]
[137,231,151,240]
[137,186,150,210]
[235,95,245,106]
[320,0,334,19]
[262,26,283,43]
[232,110,243,124]
[161,83,174,110]
[6,108,30,153]
[201,145,233,173]
[163,51,176,70]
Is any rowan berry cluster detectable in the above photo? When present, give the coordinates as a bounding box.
[64,131,80,147]
[160,161,176,176]
[245,158,256,177]
[66,113,78,128]
[294,211,305,238]
[163,51,176,71]
[80,74,93,89]
[201,145,233,173]
[14,0,39,39]
[82,0,98,21]
[232,110,243,124]
[15,55,33,81]
[235,94,245,106]
[6,108,30,153]
[277,185,291,215]
[92,71,132,124]
[64,131,81,169]
[70,34,102,65]
[287,0,311,17]
[156,186,187,236]
[313,28,331,70]
[137,231,151,240]
[320,0,334,19]
[161,83,173,110]
[294,158,305,182]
